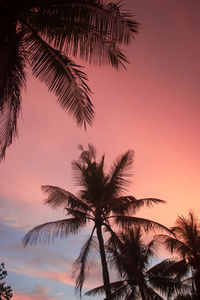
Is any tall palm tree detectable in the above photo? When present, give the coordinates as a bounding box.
[23,145,169,300]
[156,212,200,299]
[86,227,189,300]
[0,0,138,160]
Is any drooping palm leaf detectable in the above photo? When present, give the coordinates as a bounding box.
[0,32,26,160]
[25,0,138,65]
[85,280,131,300]
[112,215,173,235]
[73,226,97,295]
[23,217,86,245]
[26,31,94,127]
[155,234,190,257]
[41,185,93,212]
[108,196,165,215]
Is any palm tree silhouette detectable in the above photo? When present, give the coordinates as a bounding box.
[0,0,138,160]
[156,212,200,299]
[23,145,169,300]
[86,227,189,299]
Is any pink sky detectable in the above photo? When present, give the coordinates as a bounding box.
[0,0,200,299]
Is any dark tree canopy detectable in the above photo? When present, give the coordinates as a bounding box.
[0,263,13,300]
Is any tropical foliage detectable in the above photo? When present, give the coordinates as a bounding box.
[23,145,169,299]
[0,0,138,160]
[156,212,200,299]
[86,227,189,299]
[0,262,13,300]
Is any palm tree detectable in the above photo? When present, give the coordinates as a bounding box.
[23,145,169,300]
[156,212,200,299]
[0,0,138,160]
[86,227,189,300]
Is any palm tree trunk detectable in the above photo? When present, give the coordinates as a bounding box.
[96,224,112,300]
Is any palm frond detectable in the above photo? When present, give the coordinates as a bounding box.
[41,185,93,213]
[147,259,190,298]
[26,31,94,127]
[65,207,91,220]
[108,196,165,215]
[0,32,26,160]
[147,259,189,279]
[155,234,189,257]
[143,287,164,300]
[85,280,130,300]
[23,217,86,246]
[112,215,173,235]
[73,226,97,295]
[106,150,134,198]
[26,0,138,68]
[85,284,107,297]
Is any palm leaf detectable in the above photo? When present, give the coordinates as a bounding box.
[25,0,138,68]
[73,226,97,295]
[85,280,130,299]
[155,234,189,257]
[26,31,94,127]
[65,207,91,220]
[41,185,93,213]
[111,215,173,235]
[23,217,86,246]
[0,32,26,160]
[108,196,165,215]
[147,259,188,279]
[106,150,134,198]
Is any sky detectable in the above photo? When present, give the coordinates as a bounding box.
[0,0,200,299]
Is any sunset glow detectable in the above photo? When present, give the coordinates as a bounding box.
[0,0,200,299]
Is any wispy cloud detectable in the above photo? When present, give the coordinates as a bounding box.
[13,285,59,300]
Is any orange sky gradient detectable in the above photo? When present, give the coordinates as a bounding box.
[0,0,200,299]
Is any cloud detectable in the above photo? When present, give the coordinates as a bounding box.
[13,285,57,300]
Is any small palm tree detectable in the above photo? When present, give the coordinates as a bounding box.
[23,145,169,300]
[156,212,200,299]
[86,227,189,300]
[0,0,138,160]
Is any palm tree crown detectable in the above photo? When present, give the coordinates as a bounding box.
[156,212,200,299]
[0,0,138,160]
[23,145,168,299]
[86,227,189,300]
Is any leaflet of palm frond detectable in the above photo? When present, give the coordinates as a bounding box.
[26,32,94,127]
[23,217,86,246]
[73,226,97,295]
[0,33,26,160]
